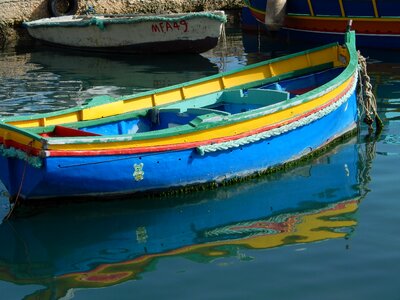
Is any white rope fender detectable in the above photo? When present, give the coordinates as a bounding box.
[196,71,359,156]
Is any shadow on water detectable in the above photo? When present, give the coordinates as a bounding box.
[0,135,377,299]
[28,48,219,90]
[0,47,219,116]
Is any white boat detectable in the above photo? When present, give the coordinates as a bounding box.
[23,11,227,53]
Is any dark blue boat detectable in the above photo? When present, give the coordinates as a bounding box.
[243,0,400,49]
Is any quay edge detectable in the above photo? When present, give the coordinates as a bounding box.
[0,0,243,48]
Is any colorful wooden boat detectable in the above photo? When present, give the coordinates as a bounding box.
[0,30,373,203]
[22,11,227,53]
[243,0,400,49]
[0,140,368,298]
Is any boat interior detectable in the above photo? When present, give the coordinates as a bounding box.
[36,67,344,138]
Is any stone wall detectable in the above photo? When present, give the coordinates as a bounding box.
[0,0,243,47]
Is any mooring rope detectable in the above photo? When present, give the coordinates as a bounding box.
[357,51,384,133]
[218,23,228,72]
[4,140,34,220]
[4,159,27,220]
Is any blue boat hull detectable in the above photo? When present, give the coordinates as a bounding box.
[0,92,359,201]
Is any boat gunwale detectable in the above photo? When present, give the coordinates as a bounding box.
[22,11,228,28]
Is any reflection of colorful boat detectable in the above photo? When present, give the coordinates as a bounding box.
[0,140,369,299]
[243,0,400,49]
[241,0,268,32]
[0,31,365,202]
[23,11,227,54]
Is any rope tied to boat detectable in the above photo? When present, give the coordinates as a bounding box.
[357,51,384,133]
[4,140,35,220]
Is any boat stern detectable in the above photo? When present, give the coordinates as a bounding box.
[0,153,45,202]
[0,123,46,201]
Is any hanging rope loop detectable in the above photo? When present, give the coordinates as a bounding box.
[357,51,384,134]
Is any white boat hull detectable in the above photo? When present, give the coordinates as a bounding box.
[24,12,226,53]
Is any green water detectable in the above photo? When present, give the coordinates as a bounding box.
[0,28,399,300]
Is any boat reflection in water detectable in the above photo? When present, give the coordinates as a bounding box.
[0,49,219,117]
[0,137,373,299]
[28,49,219,95]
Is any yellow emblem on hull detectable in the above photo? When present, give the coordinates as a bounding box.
[133,163,144,181]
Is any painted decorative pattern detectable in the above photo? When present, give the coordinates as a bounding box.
[133,163,144,181]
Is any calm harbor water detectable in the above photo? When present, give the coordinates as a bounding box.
[0,27,400,300]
